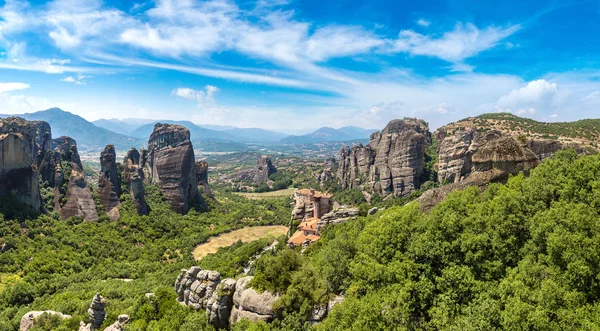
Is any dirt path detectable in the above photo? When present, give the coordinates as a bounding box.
[193,225,288,260]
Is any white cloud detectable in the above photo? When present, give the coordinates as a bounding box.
[496,79,571,113]
[392,23,521,62]
[417,19,430,27]
[60,73,89,85]
[550,113,559,118]
[61,76,76,83]
[172,85,220,105]
[0,82,30,93]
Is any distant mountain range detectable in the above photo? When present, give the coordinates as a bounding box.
[281,126,377,144]
[0,108,377,152]
[0,108,144,151]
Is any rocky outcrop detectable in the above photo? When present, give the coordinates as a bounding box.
[195,160,214,199]
[253,156,276,185]
[316,157,336,186]
[230,276,279,324]
[0,117,49,213]
[79,293,106,331]
[309,295,344,325]
[337,118,431,197]
[231,155,277,186]
[98,145,121,220]
[317,206,360,232]
[146,123,205,214]
[123,148,149,215]
[292,189,333,221]
[103,315,129,331]
[175,267,278,329]
[20,311,71,331]
[53,137,99,221]
[420,133,541,212]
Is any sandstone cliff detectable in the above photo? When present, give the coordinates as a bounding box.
[98,145,121,220]
[53,137,99,221]
[0,117,54,214]
[123,148,149,215]
[337,118,431,197]
[145,123,205,214]
[195,160,214,199]
[175,267,279,329]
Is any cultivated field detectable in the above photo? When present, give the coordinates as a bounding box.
[235,188,297,200]
[193,225,289,260]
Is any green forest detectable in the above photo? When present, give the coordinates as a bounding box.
[4,149,600,330]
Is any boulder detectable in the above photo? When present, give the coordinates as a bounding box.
[230,276,279,324]
[337,118,431,197]
[103,314,129,331]
[317,207,360,231]
[123,148,149,215]
[53,137,98,221]
[175,267,222,311]
[20,311,71,331]
[207,278,237,329]
[98,145,121,220]
[230,155,277,186]
[145,123,205,214]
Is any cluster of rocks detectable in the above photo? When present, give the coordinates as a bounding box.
[0,117,98,220]
[175,267,279,329]
[20,294,128,331]
[337,118,431,197]
[1,118,216,221]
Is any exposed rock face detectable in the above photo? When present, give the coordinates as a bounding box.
[175,268,278,328]
[253,156,276,185]
[309,295,344,325]
[98,145,121,220]
[337,119,431,197]
[420,133,541,212]
[20,311,71,331]
[317,206,360,232]
[103,315,129,331]
[317,157,336,186]
[123,148,149,215]
[230,276,279,324]
[53,137,99,221]
[435,128,479,183]
[146,123,204,214]
[291,189,333,221]
[87,293,106,330]
[0,117,49,213]
[195,160,214,199]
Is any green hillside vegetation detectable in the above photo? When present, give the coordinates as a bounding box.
[4,149,600,330]
[443,113,600,147]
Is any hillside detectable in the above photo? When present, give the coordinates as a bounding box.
[0,108,143,151]
[440,112,600,149]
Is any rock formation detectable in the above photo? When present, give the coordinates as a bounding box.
[123,148,149,215]
[317,206,360,232]
[20,311,71,331]
[175,267,279,329]
[420,132,541,212]
[0,117,51,213]
[79,293,106,331]
[145,123,205,214]
[230,276,279,324]
[103,315,129,331]
[53,137,99,221]
[195,160,214,199]
[252,155,276,185]
[316,157,336,186]
[337,118,431,197]
[231,155,277,186]
[98,145,121,220]
[291,189,333,221]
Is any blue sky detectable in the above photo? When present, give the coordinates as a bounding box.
[1,0,600,130]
